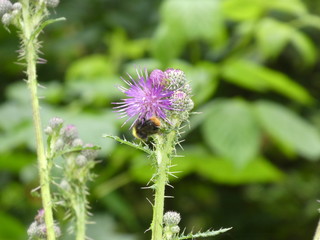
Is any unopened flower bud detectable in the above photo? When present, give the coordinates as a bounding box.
[54,138,64,151]
[60,179,71,191]
[12,2,21,11]
[46,0,59,8]
[35,209,45,224]
[72,138,83,147]
[171,225,180,234]
[11,9,20,17]
[75,154,87,166]
[44,126,53,135]
[81,143,97,160]
[0,0,12,18]
[165,68,187,91]
[186,98,194,111]
[27,222,38,238]
[49,117,64,130]
[1,12,11,26]
[61,124,78,142]
[163,211,181,226]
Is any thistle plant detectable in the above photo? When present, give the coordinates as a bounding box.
[44,118,99,240]
[0,0,65,239]
[106,68,231,239]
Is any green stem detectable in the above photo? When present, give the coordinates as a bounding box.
[313,218,320,240]
[21,1,56,239]
[75,195,86,240]
[151,131,176,240]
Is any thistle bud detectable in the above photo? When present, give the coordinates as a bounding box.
[75,154,87,166]
[1,12,11,26]
[54,138,65,151]
[60,179,71,191]
[163,211,181,226]
[46,0,59,8]
[61,124,78,143]
[49,117,64,130]
[165,68,187,91]
[81,143,98,160]
[170,225,180,234]
[28,209,61,239]
[12,2,21,11]
[44,126,53,135]
[72,138,84,147]
[0,0,12,18]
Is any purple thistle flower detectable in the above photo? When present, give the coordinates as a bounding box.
[113,69,173,127]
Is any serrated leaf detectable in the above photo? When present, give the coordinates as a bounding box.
[202,99,261,167]
[255,101,320,160]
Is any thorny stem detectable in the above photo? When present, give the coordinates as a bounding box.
[151,130,176,240]
[21,0,56,239]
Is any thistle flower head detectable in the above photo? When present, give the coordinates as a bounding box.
[114,68,173,127]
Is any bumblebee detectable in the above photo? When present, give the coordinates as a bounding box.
[132,116,161,139]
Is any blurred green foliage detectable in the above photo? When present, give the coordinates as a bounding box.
[1,0,320,239]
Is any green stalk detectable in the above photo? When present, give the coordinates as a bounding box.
[21,1,56,239]
[151,130,176,240]
[75,197,86,240]
[313,218,320,240]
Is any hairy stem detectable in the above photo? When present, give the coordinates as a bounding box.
[75,197,86,240]
[21,1,56,239]
[151,131,176,240]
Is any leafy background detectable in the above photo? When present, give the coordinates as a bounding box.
[1,0,320,239]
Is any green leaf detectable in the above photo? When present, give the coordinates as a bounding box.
[66,54,114,82]
[151,23,186,63]
[222,59,313,104]
[223,0,265,21]
[255,18,292,59]
[290,30,317,67]
[254,101,320,160]
[221,59,270,92]
[184,61,220,106]
[197,156,283,184]
[161,0,226,43]
[267,0,307,15]
[202,99,261,167]
[185,146,283,184]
